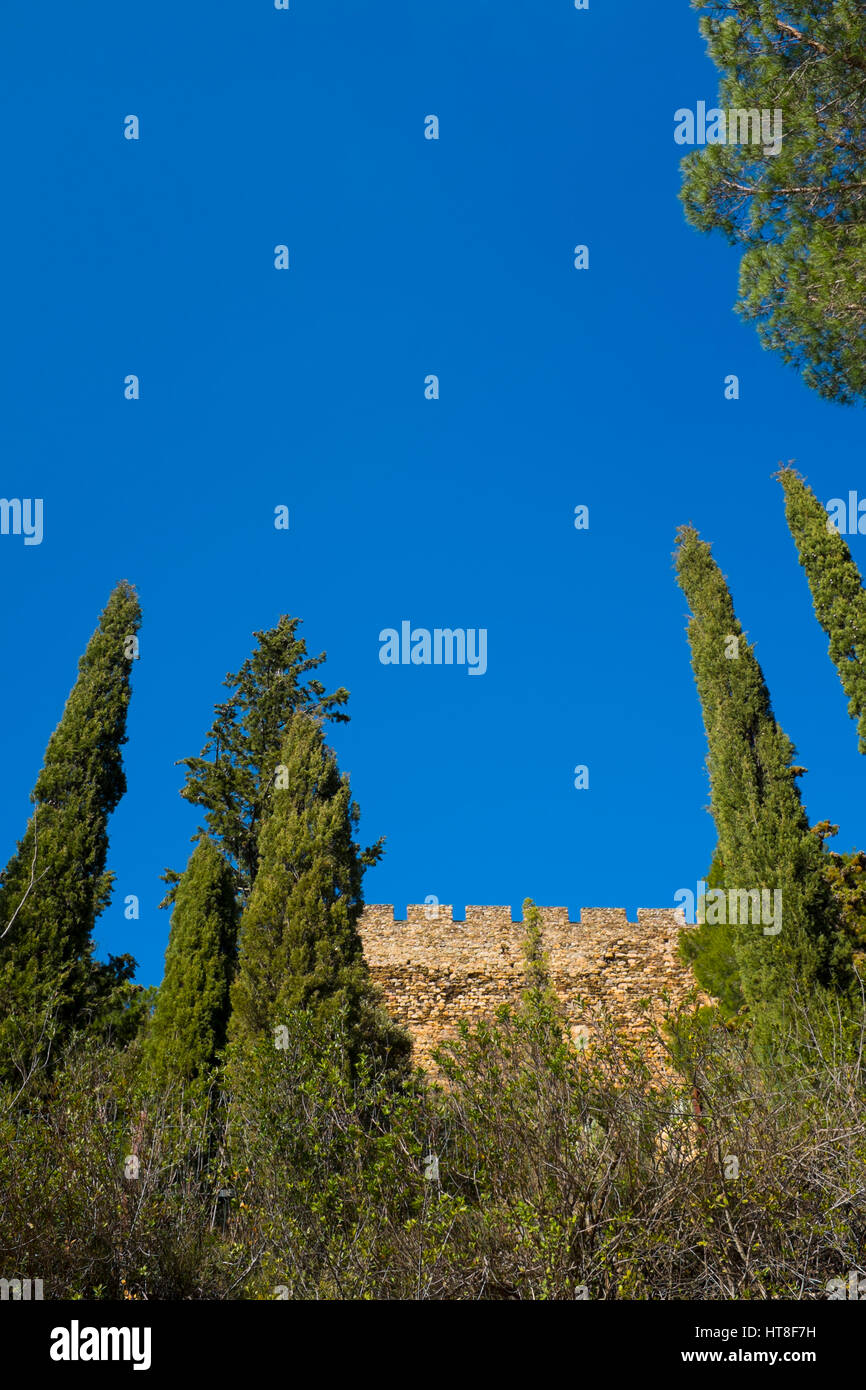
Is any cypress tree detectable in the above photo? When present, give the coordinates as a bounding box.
[812,821,866,974]
[144,837,238,1084]
[679,848,742,1017]
[177,615,349,902]
[674,527,851,1036]
[778,467,866,753]
[0,581,141,1081]
[229,714,409,1072]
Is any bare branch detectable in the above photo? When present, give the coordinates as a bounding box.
[0,809,49,942]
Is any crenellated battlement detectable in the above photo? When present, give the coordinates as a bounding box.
[358,904,706,1074]
[361,904,681,928]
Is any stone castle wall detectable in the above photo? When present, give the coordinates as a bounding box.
[358,904,708,1072]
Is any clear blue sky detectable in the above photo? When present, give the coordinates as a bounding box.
[2,1,864,987]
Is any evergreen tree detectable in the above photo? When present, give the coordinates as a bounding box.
[812,821,866,974]
[229,714,409,1072]
[79,952,154,1047]
[177,616,349,902]
[679,848,743,1016]
[144,838,238,1084]
[0,582,141,1081]
[679,2,866,404]
[674,527,851,1036]
[778,467,866,752]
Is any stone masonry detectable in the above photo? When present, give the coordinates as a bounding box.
[358,904,710,1072]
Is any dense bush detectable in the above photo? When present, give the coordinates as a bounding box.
[1,986,864,1300]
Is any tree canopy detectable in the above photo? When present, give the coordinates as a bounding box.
[680,1,866,403]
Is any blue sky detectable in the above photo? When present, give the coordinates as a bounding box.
[2,1,864,987]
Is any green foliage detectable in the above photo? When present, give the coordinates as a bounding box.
[674,526,853,1039]
[0,582,141,1084]
[3,576,863,1302]
[776,470,866,964]
[80,954,155,1048]
[813,821,866,972]
[177,616,350,900]
[520,897,562,1030]
[225,1018,431,1299]
[144,838,239,1085]
[679,849,743,1016]
[0,1044,231,1300]
[779,467,866,749]
[228,714,408,1073]
[680,2,866,403]
[3,993,864,1300]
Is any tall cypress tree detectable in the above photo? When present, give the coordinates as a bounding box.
[0,581,141,1081]
[674,527,851,1035]
[680,848,742,1016]
[778,467,866,753]
[144,837,238,1084]
[229,714,409,1072]
[177,616,349,902]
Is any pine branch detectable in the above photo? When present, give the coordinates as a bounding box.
[775,20,866,76]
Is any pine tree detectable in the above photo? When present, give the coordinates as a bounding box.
[177,615,349,902]
[679,2,866,404]
[674,527,851,1035]
[0,581,141,1081]
[229,714,409,1072]
[778,467,866,753]
[144,838,238,1084]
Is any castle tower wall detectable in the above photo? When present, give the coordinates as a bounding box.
[358,905,708,1073]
